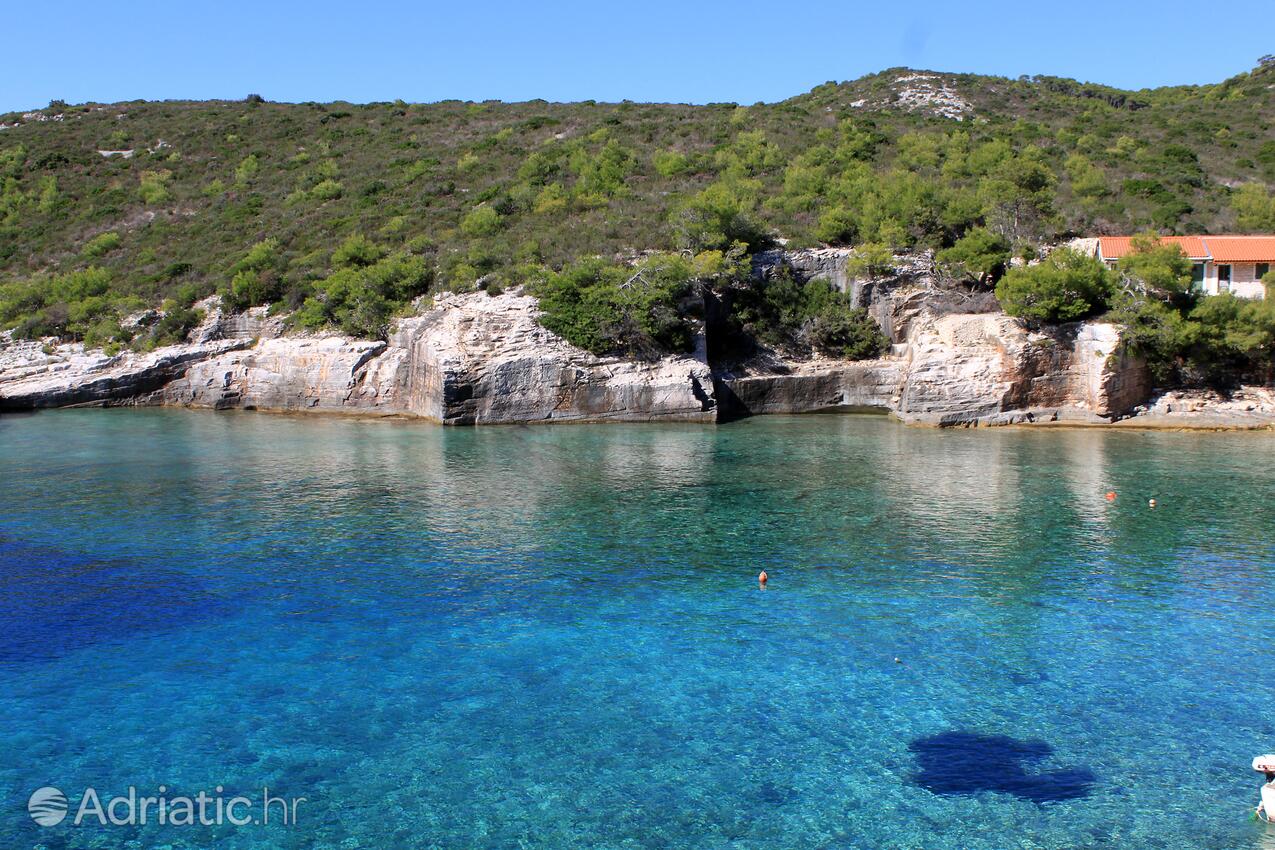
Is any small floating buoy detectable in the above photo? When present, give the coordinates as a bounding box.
[1148,499,1157,508]
[758,570,768,586]
[1105,491,1117,501]
[894,657,902,664]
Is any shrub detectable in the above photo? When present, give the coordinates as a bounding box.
[1115,232,1194,305]
[652,150,690,177]
[728,272,889,359]
[235,154,260,186]
[806,299,891,360]
[331,234,385,268]
[995,247,1114,323]
[671,182,770,253]
[460,205,502,237]
[138,170,172,205]
[82,231,122,258]
[528,254,699,356]
[1233,183,1275,231]
[844,242,895,280]
[936,228,1011,285]
[0,267,137,343]
[221,238,284,311]
[296,252,432,339]
[533,183,568,215]
[309,179,343,200]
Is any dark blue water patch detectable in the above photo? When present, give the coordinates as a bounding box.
[910,731,1095,804]
[0,535,238,664]
[1009,671,1050,686]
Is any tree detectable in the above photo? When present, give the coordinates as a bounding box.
[221,238,284,311]
[460,205,502,237]
[844,242,894,280]
[671,181,770,253]
[1233,183,1275,231]
[994,247,1114,323]
[332,234,385,269]
[528,254,699,357]
[1116,233,1194,308]
[979,146,1056,243]
[935,228,1011,286]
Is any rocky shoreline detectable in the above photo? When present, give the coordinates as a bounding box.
[2,249,1272,430]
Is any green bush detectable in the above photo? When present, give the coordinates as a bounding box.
[138,170,171,205]
[235,154,260,186]
[309,179,343,201]
[295,252,432,339]
[729,272,889,359]
[1233,183,1275,231]
[331,234,385,268]
[936,228,1011,285]
[460,205,502,237]
[652,150,691,177]
[1115,232,1194,305]
[0,266,139,342]
[82,231,122,258]
[995,248,1115,322]
[844,242,895,280]
[221,238,284,311]
[671,182,770,253]
[529,254,700,357]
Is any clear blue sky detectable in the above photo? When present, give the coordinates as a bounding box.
[5,0,1272,112]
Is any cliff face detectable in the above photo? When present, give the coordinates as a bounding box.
[894,313,1149,426]
[140,292,715,424]
[0,255,1151,426]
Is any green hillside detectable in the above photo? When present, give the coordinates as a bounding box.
[1,60,1274,353]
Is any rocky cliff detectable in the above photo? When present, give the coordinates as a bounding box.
[0,252,1154,427]
[153,292,717,423]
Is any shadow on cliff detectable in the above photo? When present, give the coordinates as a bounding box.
[909,731,1096,803]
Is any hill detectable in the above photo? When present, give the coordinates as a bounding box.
[1,60,1273,351]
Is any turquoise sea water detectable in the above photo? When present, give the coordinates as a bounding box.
[2,409,1274,849]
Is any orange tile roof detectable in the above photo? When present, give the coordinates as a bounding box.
[1200,236,1275,263]
[1098,235,1208,259]
[1097,234,1275,263]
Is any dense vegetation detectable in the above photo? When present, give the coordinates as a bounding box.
[0,60,1273,364]
[998,235,1275,386]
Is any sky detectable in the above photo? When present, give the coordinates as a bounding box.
[4,0,1273,112]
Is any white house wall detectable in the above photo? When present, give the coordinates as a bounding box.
[1203,262,1265,298]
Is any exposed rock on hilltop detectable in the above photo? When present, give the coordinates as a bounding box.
[849,72,974,121]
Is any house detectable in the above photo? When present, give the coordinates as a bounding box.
[1095,235,1275,299]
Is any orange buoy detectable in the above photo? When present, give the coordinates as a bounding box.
[758,570,768,586]
[1105,491,1117,501]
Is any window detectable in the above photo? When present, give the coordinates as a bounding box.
[1218,264,1231,292]
[1191,263,1205,290]
[1258,263,1271,280]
